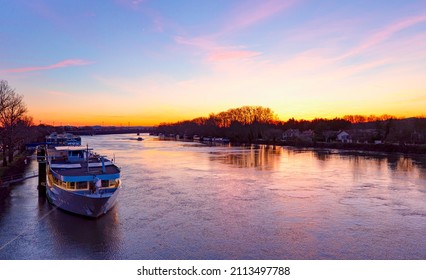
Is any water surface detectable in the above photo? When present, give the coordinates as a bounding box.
[1,134,425,259]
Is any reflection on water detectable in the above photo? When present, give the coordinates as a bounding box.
[0,184,122,259]
[209,145,282,170]
[42,207,122,259]
[1,134,426,259]
[209,144,426,181]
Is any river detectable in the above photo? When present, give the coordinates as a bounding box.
[1,133,425,259]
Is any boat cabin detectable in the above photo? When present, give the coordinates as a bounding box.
[46,145,121,193]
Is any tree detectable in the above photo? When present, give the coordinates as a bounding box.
[0,80,28,166]
[0,80,13,112]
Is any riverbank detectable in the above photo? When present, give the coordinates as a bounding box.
[0,151,33,178]
[155,134,426,155]
[247,139,426,155]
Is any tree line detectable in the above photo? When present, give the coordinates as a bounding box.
[157,106,426,145]
[157,107,356,143]
[0,80,32,166]
[158,106,282,143]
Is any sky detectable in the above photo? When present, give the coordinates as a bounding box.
[1,0,426,126]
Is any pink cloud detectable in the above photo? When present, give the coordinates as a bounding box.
[207,50,262,61]
[174,36,218,50]
[2,59,93,73]
[285,52,390,80]
[337,14,426,60]
[225,0,298,33]
[175,35,262,63]
[176,37,262,64]
[332,58,391,80]
[174,0,297,64]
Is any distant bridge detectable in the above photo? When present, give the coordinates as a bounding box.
[0,171,38,187]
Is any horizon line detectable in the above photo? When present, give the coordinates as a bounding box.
[36,114,426,128]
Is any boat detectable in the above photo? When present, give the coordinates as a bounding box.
[44,145,121,218]
[212,137,230,144]
[137,137,143,141]
[46,132,81,146]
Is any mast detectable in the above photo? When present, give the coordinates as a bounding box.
[87,143,89,172]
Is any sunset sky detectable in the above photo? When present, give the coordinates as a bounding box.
[1,0,426,126]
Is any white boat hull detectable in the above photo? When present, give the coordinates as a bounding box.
[46,182,121,218]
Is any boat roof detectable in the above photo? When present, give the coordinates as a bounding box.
[50,157,120,179]
[52,163,120,178]
[46,145,120,180]
[54,146,92,151]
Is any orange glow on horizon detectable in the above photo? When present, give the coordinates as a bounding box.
[29,105,424,127]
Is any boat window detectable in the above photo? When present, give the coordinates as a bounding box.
[102,180,109,188]
[110,179,118,187]
[89,181,95,190]
[48,174,54,184]
[70,151,81,157]
[69,182,76,189]
[77,181,87,189]
[54,176,60,185]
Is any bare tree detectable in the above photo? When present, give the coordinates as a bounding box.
[0,80,13,112]
[0,80,28,166]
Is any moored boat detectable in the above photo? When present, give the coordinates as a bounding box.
[46,132,81,146]
[45,145,121,218]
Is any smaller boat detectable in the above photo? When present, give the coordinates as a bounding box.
[213,137,230,144]
[46,132,81,146]
[137,137,143,141]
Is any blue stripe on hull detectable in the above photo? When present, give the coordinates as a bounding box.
[46,183,120,218]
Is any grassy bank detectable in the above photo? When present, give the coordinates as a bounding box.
[0,151,33,178]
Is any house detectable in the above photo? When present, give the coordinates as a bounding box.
[299,130,315,142]
[301,130,315,138]
[282,129,300,140]
[337,131,351,143]
[322,130,339,142]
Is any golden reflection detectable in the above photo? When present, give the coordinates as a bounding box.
[209,144,426,180]
[312,150,332,161]
[209,145,282,170]
[388,156,426,180]
[395,157,415,173]
[340,152,426,180]
[347,154,387,172]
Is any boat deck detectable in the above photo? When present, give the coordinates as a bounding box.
[50,162,120,176]
[47,146,120,176]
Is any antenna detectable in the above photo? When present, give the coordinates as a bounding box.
[86,144,89,172]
